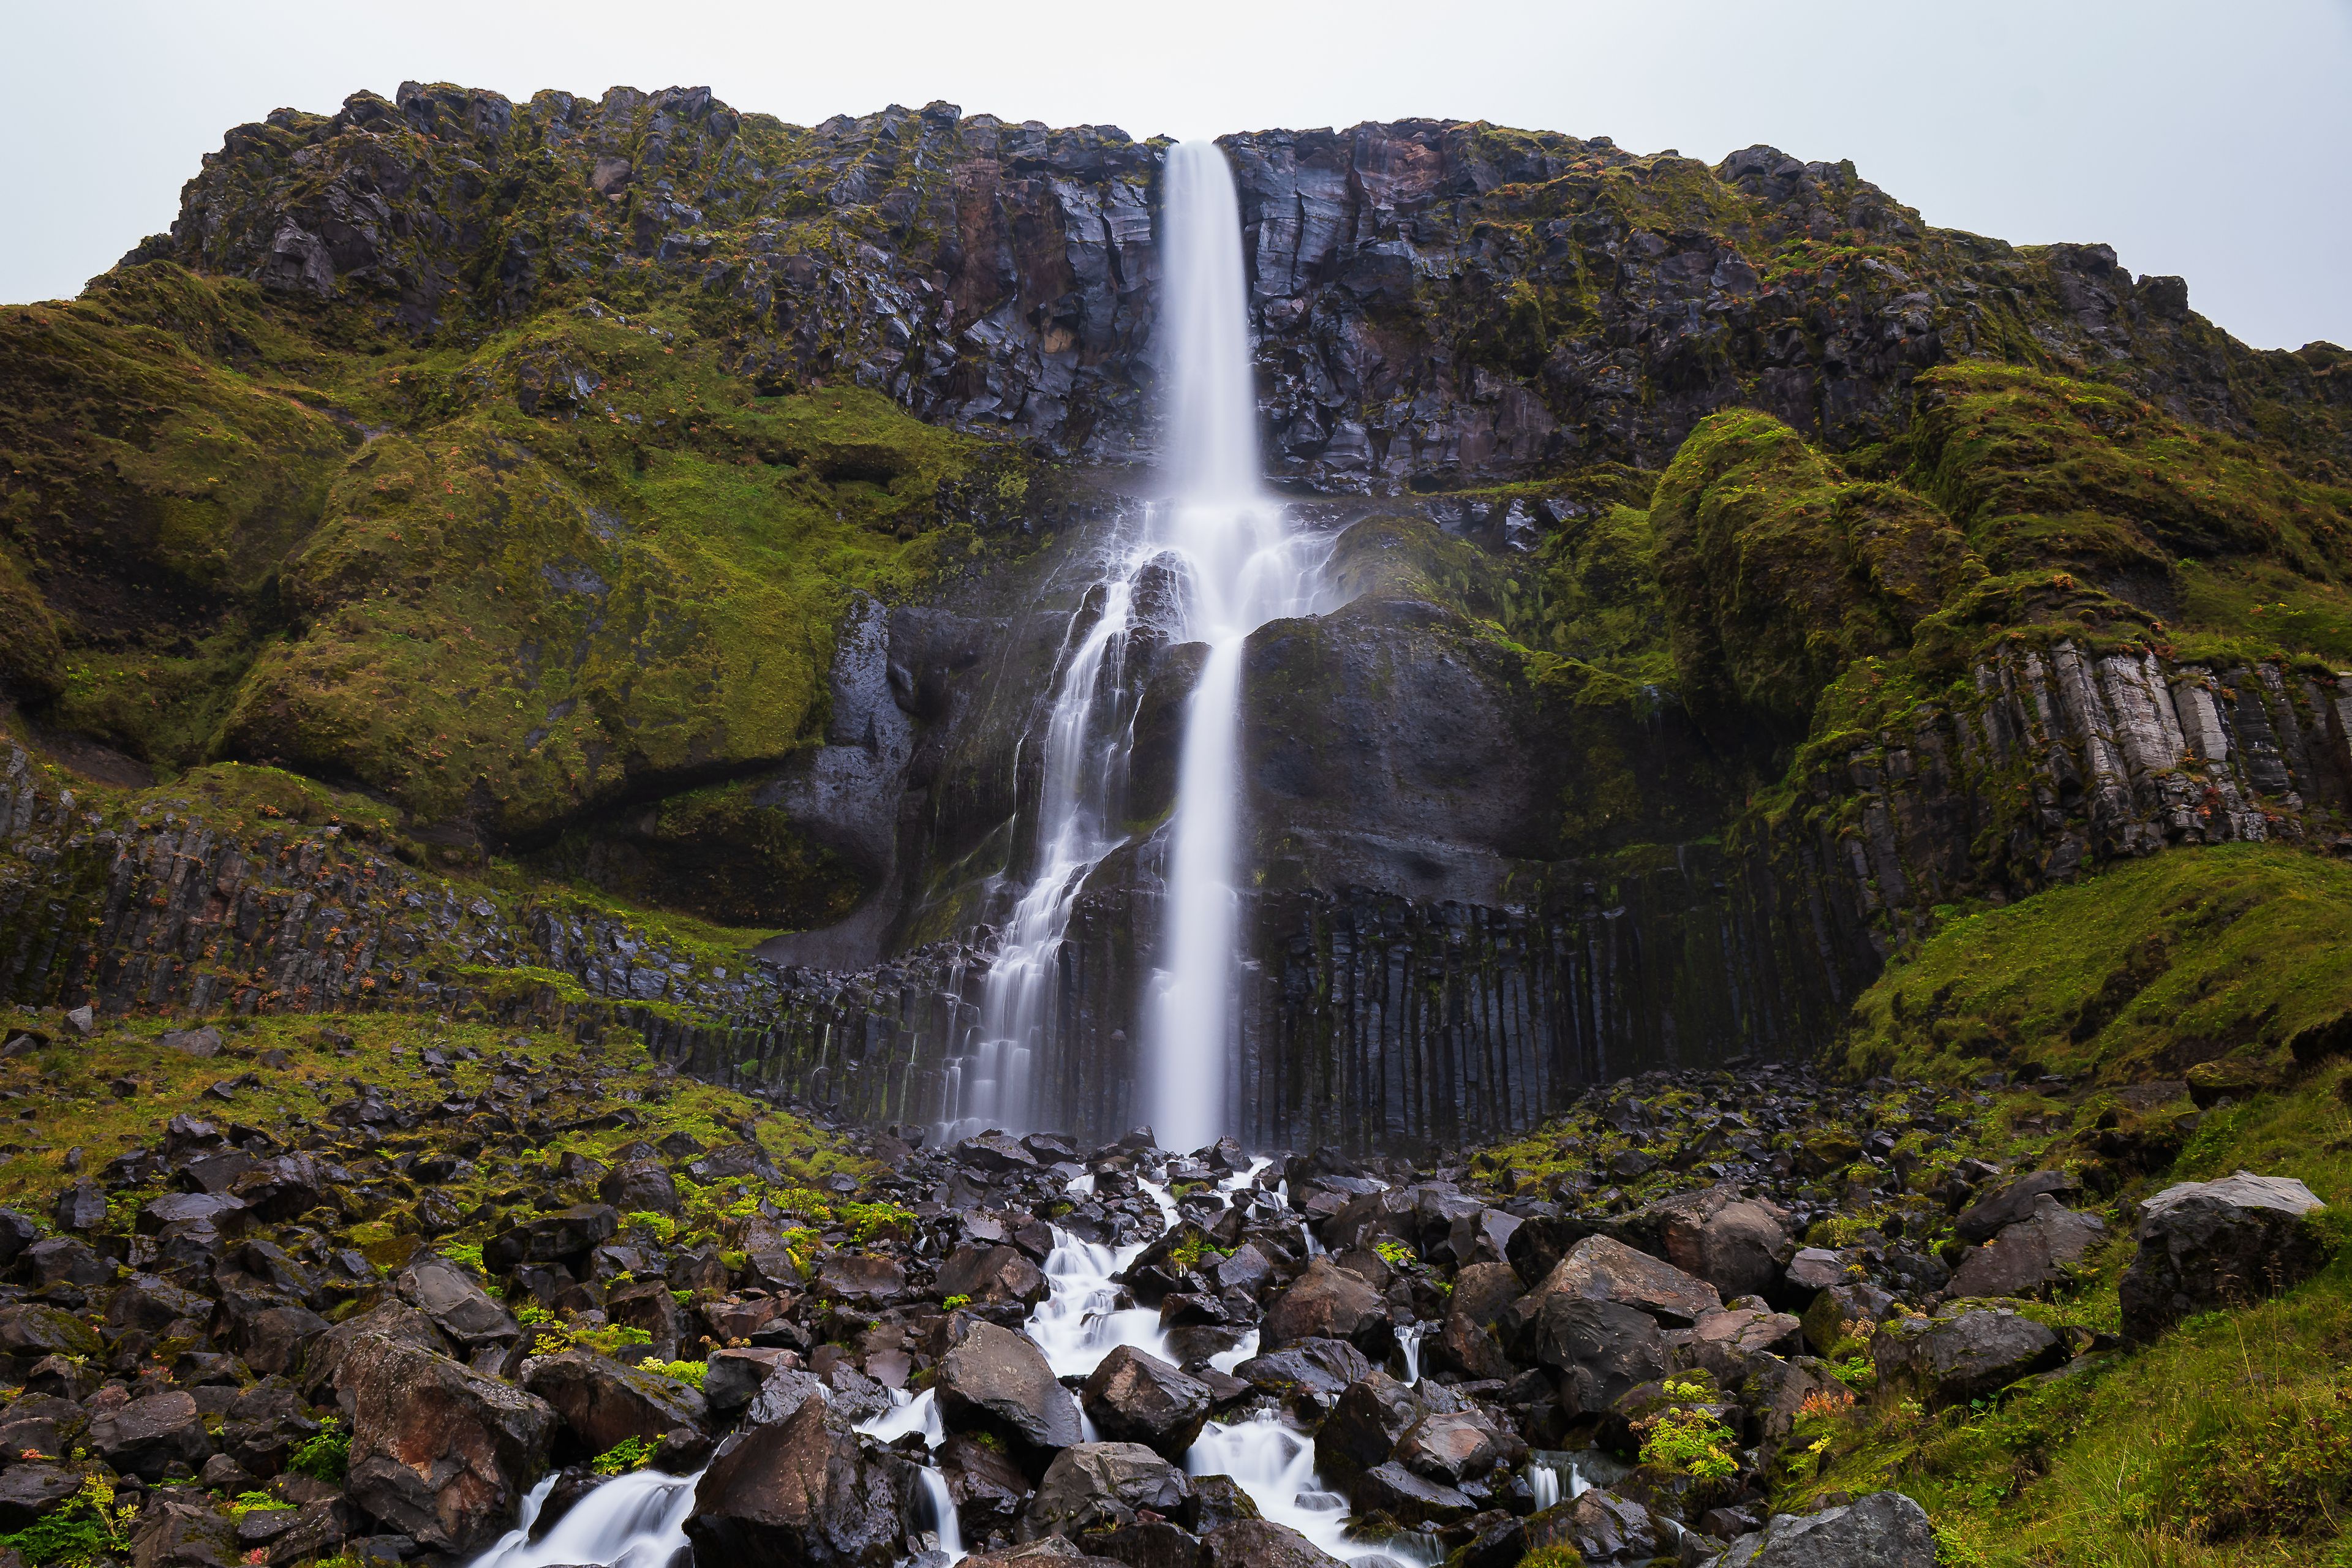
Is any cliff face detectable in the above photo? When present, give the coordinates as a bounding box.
[4,81,2351,1152]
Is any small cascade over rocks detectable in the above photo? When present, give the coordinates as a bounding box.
[464,1469,701,1568]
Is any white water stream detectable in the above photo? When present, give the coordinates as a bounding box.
[465,1468,701,1568]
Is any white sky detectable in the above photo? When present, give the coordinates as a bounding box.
[4,0,2347,350]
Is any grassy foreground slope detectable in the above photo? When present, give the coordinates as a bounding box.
[1788,845,2352,1566]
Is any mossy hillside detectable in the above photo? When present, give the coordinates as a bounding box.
[2,264,1017,881]
[1837,843,2352,1085]
[1901,362,2352,587]
[1649,408,1983,733]
[522,776,864,931]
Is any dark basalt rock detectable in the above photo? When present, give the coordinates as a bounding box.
[1259,1257,1390,1354]
[1706,1489,1936,1566]
[935,1320,1082,1477]
[88,1389,213,1482]
[340,1332,556,1552]
[1016,1441,1189,1541]
[1080,1345,1213,1460]
[521,1349,707,1459]
[1870,1308,2065,1409]
[1198,1519,1347,1568]
[685,1393,904,1568]
[2118,1172,2329,1341]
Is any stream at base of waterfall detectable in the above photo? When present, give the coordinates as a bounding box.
[459,142,1477,1568]
[467,1154,1569,1568]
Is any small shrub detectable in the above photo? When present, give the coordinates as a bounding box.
[647,1360,706,1390]
[592,1437,654,1476]
[288,1418,349,1483]
[1637,1404,1740,1482]
[941,1295,971,1310]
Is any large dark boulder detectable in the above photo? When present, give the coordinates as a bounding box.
[1706,1490,1935,1566]
[1231,1338,1373,1415]
[129,1493,240,1568]
[1259,1257,1389,1353]
[0,1303,100,1362]
[91,1390,214,1482]
[1500,1237,1722,1359]
[1871,1308,2065,1409]
[394,1256,521,1361]
[1348,1461,1476,1526]
[936,1320,1081,1477]
[1199,1519,1346,1568]
[1947,1198,2106,1299]
[341,1332,557,1552]
[940,1432,1034,1534]
[1626,1184,1793,1301]
[1016,1442,1189,1540]
[213,1287,332,1378]
[706,1348,801,1413]
[938,1244,1049,1308]
[2118,1172,2329,1341]
[684,1392,904,1568]
[1081,1345,1213,1460]
[483,1204,619,1270]
[815,1252,907,1306]
[1532,1299,1667,1420]
[0,1462,82,1530]
[1953,1170,2080,1245]
[599,1159,681,1215]
[1313,1371,1455,1486]
[521,1349,708,1459]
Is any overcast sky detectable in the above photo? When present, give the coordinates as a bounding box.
[4,0,2346,350]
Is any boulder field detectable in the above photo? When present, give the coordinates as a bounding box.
[0,1003,2328,1568]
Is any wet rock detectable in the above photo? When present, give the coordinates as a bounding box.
[214,1287,333,1378]
[685,1392,903,1568]
[1260,1257,1389,1353]
[937,1319,1081,1476]
[52,1180,107,1233]
[394,1256,521,1358]
[130,1492,240,1568]
[1313,1371,1439,1484]
[1536,1299,1668,1420]
[816,1253,907,1306]
[1081,1344,1213,1460]
[1083,1518,1208,1568]
[1705,1489,1935,1566]
[598,1160,680,1215]
[484,1204,619,1270]
[1501,1236,1722,1362]
[2119,1170,2330,1340]
[705,1348,801,1412]
[18,1236,119,1288]
[1393,1409,1501,1483]
[1947,1197,2106,1298]
[298,1300,445,1408]
[938,1244,1049,1308]
[89,1389,214,1482]
[1017,1441,1190,1540]
[606,1280,687,1363]
[1681,1306,1804,1382]
[1629,1184,1794,1300]
[341,1333,556,1552]
[940,1431,1034,1534]
[1198,1519,1346,1568]
[1953,1170,2079,1245]
[1231,1338,1373,1415]
[1524,1488,1657,1562]
[106,1273,213,1334]
[0,1462,80,1530]
[1871,1308,2065,1409]
[521,1349,709,1458]
[1351,1460,1476,1525]
[957,1133,1040,1175]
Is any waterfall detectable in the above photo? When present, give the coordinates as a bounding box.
[937,138,1329,1145]
[1142,138,1330,1153]
[940,579,1141,1140]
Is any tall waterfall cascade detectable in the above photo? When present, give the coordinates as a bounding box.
[937,139,1332,1146]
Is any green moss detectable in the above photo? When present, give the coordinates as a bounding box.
[1838,844,2352,1085]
